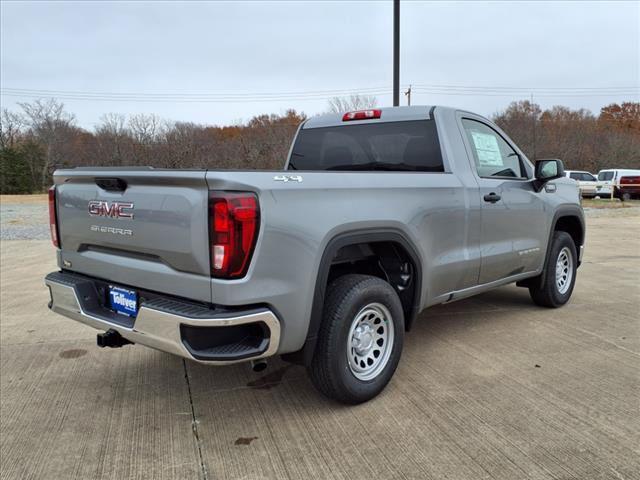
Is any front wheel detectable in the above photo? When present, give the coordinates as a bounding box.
[529,231,578,308]
[308,274,404,404]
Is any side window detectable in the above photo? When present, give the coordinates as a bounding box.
[462,119,526,179]
[585,173,597,181]
[570,172,581,180]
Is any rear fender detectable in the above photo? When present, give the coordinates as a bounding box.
[290,228,422,366]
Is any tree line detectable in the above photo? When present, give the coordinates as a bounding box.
[492,100,639,174]
[0,98,638,194]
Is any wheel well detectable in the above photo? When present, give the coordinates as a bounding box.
[516,213,585,291]
[554,215,583,253]
[327,241,418,331]
[281,231,422,367]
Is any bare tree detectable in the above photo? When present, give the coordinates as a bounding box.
[17,99,76,189]
[97,113,127,136]
[161,121,203,168]
[0,109,25,149]
[492,100,542,157]
[128,113,164,165]
[327,94,378,113]
[128,113,161,144]
[95,113,130,166]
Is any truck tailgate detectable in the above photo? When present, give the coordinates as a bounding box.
[53,169,212,303]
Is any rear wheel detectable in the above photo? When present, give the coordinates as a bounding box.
[308,274,404,404]
[529,231,577,308]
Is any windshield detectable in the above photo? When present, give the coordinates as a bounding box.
[288,120,444,172]
[598,171,614,181]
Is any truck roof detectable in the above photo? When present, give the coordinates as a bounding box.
[303,105,453,129]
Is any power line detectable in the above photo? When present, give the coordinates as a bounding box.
[410,89,638,98]
[2,86,391,97]
[410,83,637,92]
[3,84,637,98]
[1,84,637,104]
[1,86,391,101]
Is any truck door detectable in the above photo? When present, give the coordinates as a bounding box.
[459,117,547,285]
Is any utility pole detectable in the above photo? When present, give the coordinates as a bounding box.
[393,0,400,106]
[404,84,412,106]
[531,93,537,160]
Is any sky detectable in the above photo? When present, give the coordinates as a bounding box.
[1,0,639,130]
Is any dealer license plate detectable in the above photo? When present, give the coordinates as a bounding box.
[109,286,138,317]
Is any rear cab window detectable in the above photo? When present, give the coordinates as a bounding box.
[287,120,444,172]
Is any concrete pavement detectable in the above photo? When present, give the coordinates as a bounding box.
[1,212,638,480]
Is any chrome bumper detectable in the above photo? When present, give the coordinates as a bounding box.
[45,272,280,364]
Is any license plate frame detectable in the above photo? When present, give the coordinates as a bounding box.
[108,285,138,317]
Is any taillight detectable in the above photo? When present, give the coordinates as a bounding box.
[342,109,382,121]
[48,186,60,248]
[209,192,259,278]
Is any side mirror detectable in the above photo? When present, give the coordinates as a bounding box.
[534,159,565,191]
[535,159,564,181]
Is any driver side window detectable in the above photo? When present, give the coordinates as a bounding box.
[462,119,526,179]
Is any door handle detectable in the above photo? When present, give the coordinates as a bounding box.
[483,192,501,203]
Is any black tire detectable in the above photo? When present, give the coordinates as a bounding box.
[308,274,404,404]
[529,231,577,308]
[620,192,631,202]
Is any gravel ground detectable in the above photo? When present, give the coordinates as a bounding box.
[582,205,640,217]
[0,203,49,240]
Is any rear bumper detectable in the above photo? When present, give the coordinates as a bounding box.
[45,271,280,364]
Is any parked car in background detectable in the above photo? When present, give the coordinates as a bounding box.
[617,175,640,201]
[596,169,640,198]
[565,170,597,198]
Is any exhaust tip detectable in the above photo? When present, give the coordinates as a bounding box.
[251,359,268,372]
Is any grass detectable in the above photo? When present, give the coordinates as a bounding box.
[0,194,48,204]
[581,197,640,209]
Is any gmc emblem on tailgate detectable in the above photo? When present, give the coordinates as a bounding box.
[88,200,134,219]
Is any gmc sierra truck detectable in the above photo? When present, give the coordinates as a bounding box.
[45,106,585,404]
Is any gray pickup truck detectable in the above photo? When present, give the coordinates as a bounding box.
[45,105,584,403]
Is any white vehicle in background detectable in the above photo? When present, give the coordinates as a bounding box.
[596,169,640,198]
[565,170,597,198]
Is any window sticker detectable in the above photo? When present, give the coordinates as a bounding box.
[470,131,503,166]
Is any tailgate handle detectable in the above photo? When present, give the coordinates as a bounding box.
[96,177,127,192]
